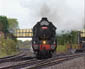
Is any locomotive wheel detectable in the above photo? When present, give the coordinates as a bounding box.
[48,51,52,58]
[36,51,52,59]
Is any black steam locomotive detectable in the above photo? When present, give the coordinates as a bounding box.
[32,17,57,58]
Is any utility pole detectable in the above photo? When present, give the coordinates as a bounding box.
[83,18,85,29]
[84,22,85,29]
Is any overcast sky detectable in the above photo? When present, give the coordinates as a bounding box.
[0,0,84,33]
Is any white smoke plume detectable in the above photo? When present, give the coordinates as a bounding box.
[20,0,84,33]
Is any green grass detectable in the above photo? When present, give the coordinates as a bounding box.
[0,52,7,58]
[56,44,78,53]
[56,45,67,53]
[72,44,78,49]
[0,51,19,58]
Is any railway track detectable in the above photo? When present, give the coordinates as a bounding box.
[24,53,85,69]
[0,52,85,69]
[0,58,43,69]
[0,49,36,69]
[0,48,35,63]
[0,51,24,63]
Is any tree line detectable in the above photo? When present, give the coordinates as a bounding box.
[0,16,19,56]
[57,31,78,45]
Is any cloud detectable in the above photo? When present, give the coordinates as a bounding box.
[0,0,84,32]
[20,0,84,31]
[0,0,30,28]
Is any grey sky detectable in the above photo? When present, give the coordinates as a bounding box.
[0,0,84,33]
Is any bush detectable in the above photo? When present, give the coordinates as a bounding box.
[0,36,17,56]
[56,45,67,53]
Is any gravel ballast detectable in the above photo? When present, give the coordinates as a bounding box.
[43,56,85,69]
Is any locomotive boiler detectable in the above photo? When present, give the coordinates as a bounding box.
[32,17,57,58]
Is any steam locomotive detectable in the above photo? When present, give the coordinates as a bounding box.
[32,17,57,58]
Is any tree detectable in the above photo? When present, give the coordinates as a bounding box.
[0,16,18,56]
[70,31,78,44]
[8,18,19,33]
[57,31,78,45]
[0,16,9,33]
[0,16,9,38]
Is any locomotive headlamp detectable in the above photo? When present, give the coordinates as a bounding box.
[42,40,46,44]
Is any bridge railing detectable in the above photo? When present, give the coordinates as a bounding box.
[14,29,33,38]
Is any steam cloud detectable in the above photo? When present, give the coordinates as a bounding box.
[39,4,58,23]
[20,0,84,33]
